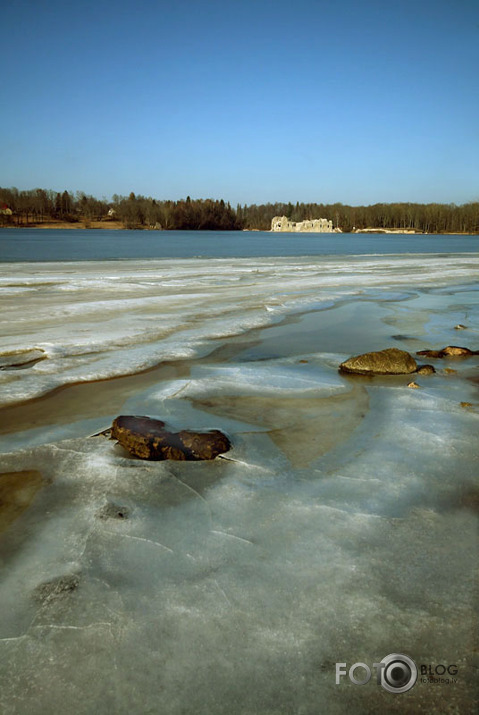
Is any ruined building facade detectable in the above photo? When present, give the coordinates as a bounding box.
[271,216,334,233]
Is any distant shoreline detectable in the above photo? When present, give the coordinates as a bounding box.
[1,222,477,235]
[0,220,125,230]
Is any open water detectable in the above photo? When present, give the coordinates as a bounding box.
[0,228,478,261]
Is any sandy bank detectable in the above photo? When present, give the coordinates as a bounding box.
[1,220,126,230]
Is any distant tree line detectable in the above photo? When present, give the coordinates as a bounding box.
[111,193,241,230]
[0,187,241,230]
[0,187,108,225]
[238,201,479,233]
[1,186,478,233]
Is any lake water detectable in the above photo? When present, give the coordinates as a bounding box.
[0,230,478,714]
[0,227,478,261]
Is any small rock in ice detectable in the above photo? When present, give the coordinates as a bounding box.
[416,345,479,358]
[417,345,478,358]
[441,345,477,356]
[416,364,436,375]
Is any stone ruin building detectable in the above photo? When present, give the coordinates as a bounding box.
[271,216,334,233]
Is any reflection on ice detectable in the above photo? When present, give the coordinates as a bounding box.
[188,381,369,467]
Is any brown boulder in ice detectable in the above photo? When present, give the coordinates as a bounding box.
[111,415,231,461]
[339,348,417,375]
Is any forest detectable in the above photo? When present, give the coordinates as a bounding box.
[1,186,478,234]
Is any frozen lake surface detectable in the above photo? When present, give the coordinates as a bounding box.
[0,240,478,713]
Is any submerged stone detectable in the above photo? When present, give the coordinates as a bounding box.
[416,349,442,358]
[34,574,80,603]
[111,415,231,461]
[0,469,44,534]
[339,348,417,375]
[97,503,130,520]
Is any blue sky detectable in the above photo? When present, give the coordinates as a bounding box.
[1,0,478,205]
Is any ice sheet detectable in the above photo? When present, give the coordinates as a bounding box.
[0,253,478,714]
[1,254,478,405]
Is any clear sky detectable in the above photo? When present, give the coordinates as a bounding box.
[1,0,478,205]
